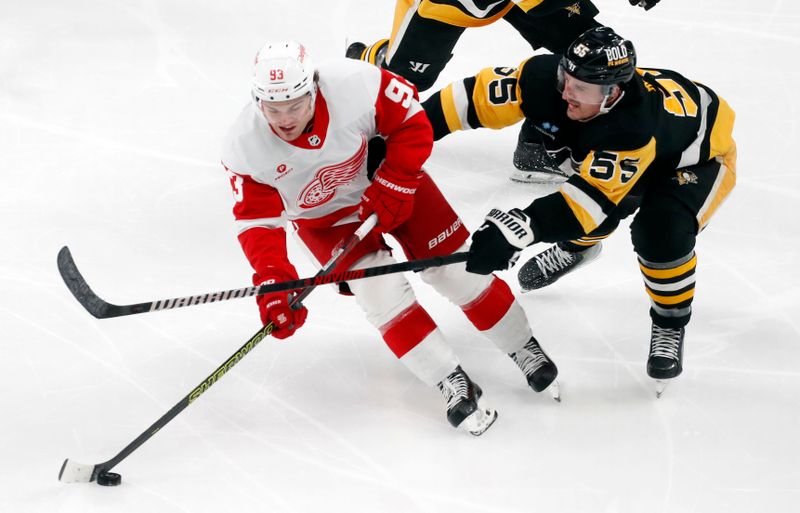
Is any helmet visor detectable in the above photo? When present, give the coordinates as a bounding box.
[556,64,613,105]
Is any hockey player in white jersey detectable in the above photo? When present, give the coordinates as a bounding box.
[221,41,559,435]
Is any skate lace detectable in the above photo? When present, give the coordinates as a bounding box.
[439,371,470,409]
[512,341,549,377]
[650,326,681,359]
[534,246,575,278]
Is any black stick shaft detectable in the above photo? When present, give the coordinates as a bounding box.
[153,252,470,312]
[95,322,274,476]
[58,246,469,319]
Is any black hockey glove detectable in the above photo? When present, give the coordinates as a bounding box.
[466,208,536,275]
[629,0,660,10]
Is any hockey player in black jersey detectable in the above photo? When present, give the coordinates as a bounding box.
[346,0,662,183]
[423,27,736,394]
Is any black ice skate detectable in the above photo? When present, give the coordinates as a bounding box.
[647,324,685,398]
[518,242,602,292]
[437,366,497,436]
[510,121,567,183]
[509,337,560,401]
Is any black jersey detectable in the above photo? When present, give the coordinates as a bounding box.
[410,1,586,28]
[423,53,736,240]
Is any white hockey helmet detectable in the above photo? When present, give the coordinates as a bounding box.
[252,40,316,102]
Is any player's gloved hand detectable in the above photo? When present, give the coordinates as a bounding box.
[359,167,420,232]
[257,289,308,340]
[466,208,536,275]
[629,0,660,11]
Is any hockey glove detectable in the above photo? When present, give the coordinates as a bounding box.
[466,208,536,275]
[359,167,420,232]
[629,0,660,10]
[257,288,308,340]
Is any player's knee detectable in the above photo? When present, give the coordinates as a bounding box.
[420,258,493,305]
[630,208,696,262]
[348,252,417,327]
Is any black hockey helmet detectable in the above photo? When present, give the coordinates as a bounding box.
[559,27,637,86]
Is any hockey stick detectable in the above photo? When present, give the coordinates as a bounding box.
[58,215,377,485]
[57,246,470,319]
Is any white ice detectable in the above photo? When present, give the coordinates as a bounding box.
[2,1,800,512]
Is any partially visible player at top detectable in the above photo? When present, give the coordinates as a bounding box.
[346,0,663,183]
[423,27,736,394]
[220,40,559,435]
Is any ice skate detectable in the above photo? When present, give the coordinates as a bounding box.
[510,121,567,183]
[511,141,568,183]
[647,324,685,398]
[437,366,497,436]
[518,242,602,292]
[509,337,560,402]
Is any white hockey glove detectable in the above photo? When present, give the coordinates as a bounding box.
[466,208,536,275]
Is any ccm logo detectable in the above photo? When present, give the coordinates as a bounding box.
[428,218,462,249]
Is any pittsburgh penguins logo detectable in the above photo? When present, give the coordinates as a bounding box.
[673,170,698,185]
[564,3,581,16]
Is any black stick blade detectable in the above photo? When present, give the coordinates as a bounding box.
[57,246,113,319]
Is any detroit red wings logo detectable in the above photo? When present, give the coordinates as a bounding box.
[298,136,368,208]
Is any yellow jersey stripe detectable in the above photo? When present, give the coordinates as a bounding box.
[515,0,547,11]
[697,151,736,229]
[559,185,603,234]
[418,0,514,27]
[677,86,713,168]
[709,94,736,166]
[388,0,417,63]
[440,84,465,133]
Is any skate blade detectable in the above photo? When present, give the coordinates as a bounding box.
[654,379,670,398]
[547,380,561,402]
[510,169,567,184]
[461,407,498,436]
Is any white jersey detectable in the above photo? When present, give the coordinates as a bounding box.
[222,58,427,234]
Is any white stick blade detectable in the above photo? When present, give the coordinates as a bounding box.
[58,459,95,483]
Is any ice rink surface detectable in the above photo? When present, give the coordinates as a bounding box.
[2,1,799,512]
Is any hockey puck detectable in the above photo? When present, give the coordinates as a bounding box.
[96,471,122,486]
